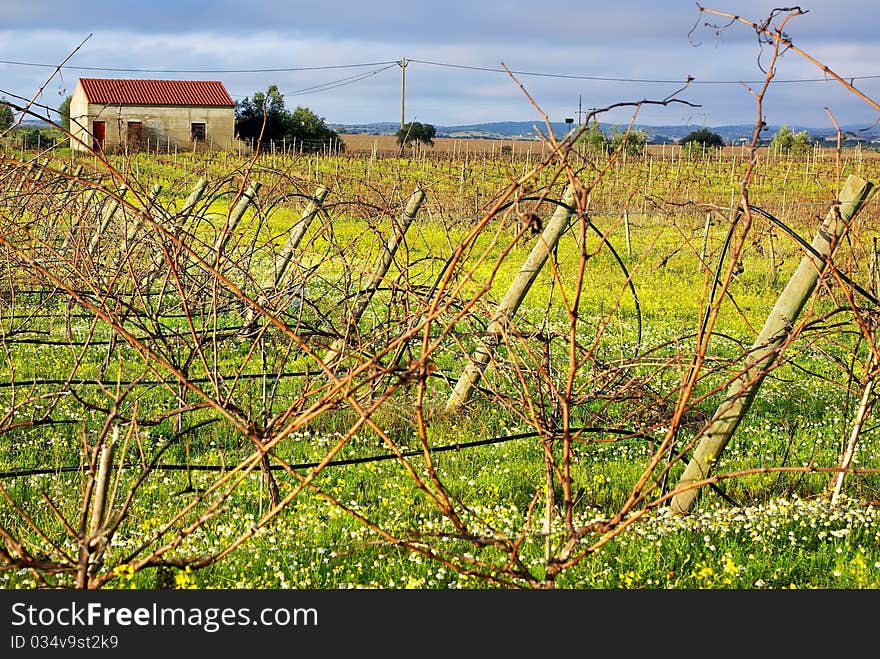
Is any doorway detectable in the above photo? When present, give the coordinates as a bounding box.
[92,121,106,151]
[127,121,144,151]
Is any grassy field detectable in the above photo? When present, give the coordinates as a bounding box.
[2,140,880,589]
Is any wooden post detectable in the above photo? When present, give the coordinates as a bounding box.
[623,210,633,259]
[88,428,117,541]
[124,183,163,249]
[179,176,208,222]
[699,212,711,266]
[87,184,127,255]
[669,175,874,514]
[871,236,879,297]
[241,185,331,331]
[84,426,117,583]
[13,160,35,195]
[58,166,87,250]
[60,165,84,203]
[141,177,207,285]
[212,182,261,260]
[446,184,579,410]
[273,185,329,289]
[829,346,877,504]
[323,188,425,365]
[767,227,777,285]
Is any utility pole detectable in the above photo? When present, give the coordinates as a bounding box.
[577,94,583,125]
[399,57,408,131]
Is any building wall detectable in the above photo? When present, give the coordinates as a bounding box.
[69,82,92,151]
[70,86,235,152]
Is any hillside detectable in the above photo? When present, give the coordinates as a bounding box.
[334,120,880,145]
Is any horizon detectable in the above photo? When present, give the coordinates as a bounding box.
[329,118,872,130]
[18,113,870,132]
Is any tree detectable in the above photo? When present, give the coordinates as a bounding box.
[0,98,13,131]
[680,128,724,148]
[396,121,436,148]
[579,120,608,154]
[234,85,343,152]
[287,106,343,152]
[234,85,288,145]
[770,124,812,155]
[57,95,72,131]
[608,126,647,156]
[18,128,54,150]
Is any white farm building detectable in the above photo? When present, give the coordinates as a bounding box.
[69,78,236,152]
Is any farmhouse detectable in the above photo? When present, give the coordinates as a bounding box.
[69,78,236,152]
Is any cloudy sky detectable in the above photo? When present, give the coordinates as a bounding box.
[2,1,880,131]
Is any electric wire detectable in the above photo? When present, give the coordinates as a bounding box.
[0,59,400,74]
[3,55,879,85]
[284,63,398,96]
[406,58,880,85]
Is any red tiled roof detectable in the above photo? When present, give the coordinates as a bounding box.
[79,78,234,107]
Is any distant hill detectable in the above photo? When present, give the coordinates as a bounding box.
[333,120,880,145]
[18,119,51,127]
[335,121,401,135]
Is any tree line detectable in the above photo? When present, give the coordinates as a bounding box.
[577,121,821,155]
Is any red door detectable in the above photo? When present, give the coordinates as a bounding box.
[93,121,106,151]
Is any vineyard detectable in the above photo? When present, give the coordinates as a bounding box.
[5,5,880,588]
[2,127,880,590]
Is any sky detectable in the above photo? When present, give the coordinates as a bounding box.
[2,0,880,131]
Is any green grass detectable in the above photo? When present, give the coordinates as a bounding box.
[2,147,880,589]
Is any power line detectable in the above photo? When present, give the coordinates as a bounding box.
[0,58,396,100]
[0,59,399,74]
[285,64,398,96]
[407,58,880,85]
[3,55,879,85]
[226,64,396,99]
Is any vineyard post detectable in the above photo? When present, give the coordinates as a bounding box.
[272,185,329,290]
[61,186,98,251]
[212,181,261,259]
[241,185,330,331]
[623,210,633,259]
[87,184,127,255]
[53,164,83,242]
[14,159,40,195]
[446,183,579,410]
[81,426,118,587]
[88,428,116,542]
[140,177,207,285]
[871,236,878,297]
[179,176,208,220]
[124,183,163,249]
[767,227,777,285]
[699,212,711,266]
[323,187,425,366]
[670,174,875,514]
[61,164,84,203]
[830,342,877,504]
